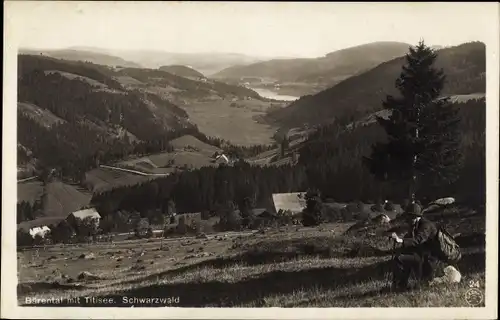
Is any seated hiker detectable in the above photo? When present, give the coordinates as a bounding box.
[390,203,439,290]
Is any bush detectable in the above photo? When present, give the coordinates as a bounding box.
[302,189,324,226]
[33,234,44,245]
[402,199,411,209]
[134,218,150,238]
[51,220,75,243]
[346,203,360,214]
[357,210,371,221]
[302,209,323,227]
[371,204,384,212]
[198,220,215,234]
[146,227,154,238]
[341,208,354,221]
[356,201,365,211]
[384,201,395,211]
[323,206,342,222]
[17,229,33,247]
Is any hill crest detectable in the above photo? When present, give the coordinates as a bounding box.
[265,41,486,129]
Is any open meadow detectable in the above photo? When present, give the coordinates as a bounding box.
[17,208,485,308]
[182,99,285,146]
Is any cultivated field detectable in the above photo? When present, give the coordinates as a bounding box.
[182,99,286,146]
[84,167,156,192]
[17,208,485,308]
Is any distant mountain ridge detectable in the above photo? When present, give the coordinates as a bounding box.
[20,47,276,76]
[265,41,486,129]
[68,47,274,75]
[19,48,142,68]
[213,42,413,85]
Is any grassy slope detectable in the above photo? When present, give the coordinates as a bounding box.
[116,135,221,173]
[169,135,221,156]
[17,207,485,307]
[17,180,92,213]
[43,182,92,217]
[84,168,157,193]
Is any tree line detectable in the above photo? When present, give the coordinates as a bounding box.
[87,97,484,230]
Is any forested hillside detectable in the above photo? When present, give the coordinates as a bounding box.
[158,65,205,79]
[90,98,485,221]
[214,42,411,84]
[266,42,485,129]
[114,67,262,103]
[17,55,192,180]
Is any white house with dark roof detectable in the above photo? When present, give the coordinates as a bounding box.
[29,226,51,238]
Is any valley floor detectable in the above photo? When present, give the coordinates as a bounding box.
[181,99,284,146]
[17,211,486,308]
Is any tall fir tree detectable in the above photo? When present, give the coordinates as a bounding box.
[363,40,463,202]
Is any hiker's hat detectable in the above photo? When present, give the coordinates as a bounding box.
[404,203,423,217]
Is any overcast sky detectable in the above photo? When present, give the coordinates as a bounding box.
[5,2,496,58]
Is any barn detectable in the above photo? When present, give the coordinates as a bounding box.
[272,192,307,215]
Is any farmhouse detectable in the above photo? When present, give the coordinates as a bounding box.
[66,207,101,226]
[272,192,307,215]
[17,216,66,238]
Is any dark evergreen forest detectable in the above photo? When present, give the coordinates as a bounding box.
[91,99,485,221]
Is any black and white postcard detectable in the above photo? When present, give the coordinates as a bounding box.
[2,2,499,319]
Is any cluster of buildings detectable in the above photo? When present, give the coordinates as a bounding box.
[18,207,101,240]
[17,187,309,242]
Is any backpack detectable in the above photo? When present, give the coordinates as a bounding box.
[435,227,461,263]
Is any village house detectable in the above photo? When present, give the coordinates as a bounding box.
[29,226,51,238]
[66,207,101,228]
[214,154,230,165]
[17,216,66,239]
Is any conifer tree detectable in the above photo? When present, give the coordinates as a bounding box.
[363,40,463,201]
[302,189,324,226]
